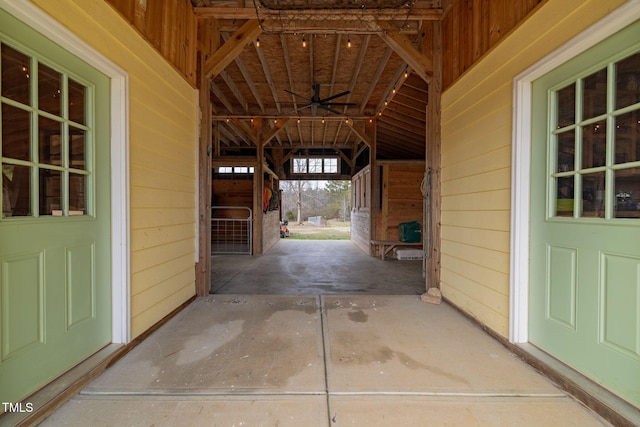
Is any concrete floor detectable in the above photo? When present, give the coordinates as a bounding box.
[211,240,426,295]
[38,241,612,426]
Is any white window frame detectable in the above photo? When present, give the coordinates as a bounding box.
[510,1,640,343]
[0,1,132,344]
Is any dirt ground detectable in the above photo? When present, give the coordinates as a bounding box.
[285,220,350,240]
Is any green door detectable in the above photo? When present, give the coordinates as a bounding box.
[0,9,111,403]
[530,20,640,407]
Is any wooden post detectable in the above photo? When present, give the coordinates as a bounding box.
[368,118,378,252]
[426,20,442,292]
[253,118,265,255]
[195,52,212,297]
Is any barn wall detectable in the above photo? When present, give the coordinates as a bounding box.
[351,166,371,253]
[105,0,197,86]
[262,210,281,252]
[440,0,628,337]
[441,0,544,89]
[377,162,424,242]
[31,0,198,338]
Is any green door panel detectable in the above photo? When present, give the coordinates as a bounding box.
[0,8,111,403]
[530,20,640,407]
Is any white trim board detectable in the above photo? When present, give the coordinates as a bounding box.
[509,0,640,343]
[0,1,131,344]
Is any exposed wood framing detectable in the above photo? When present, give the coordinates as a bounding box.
[426,20,442,291]
[205,19,262,78]
[196,53,212,297]
[377,21,433,82]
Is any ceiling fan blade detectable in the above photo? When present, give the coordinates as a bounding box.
[320,91,351,103]
[319,105,342,115]
[286,104,312,114]
[324,102,356,106]
[284,89,311,101]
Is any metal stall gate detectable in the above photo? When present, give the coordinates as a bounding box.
[211,206,253,254]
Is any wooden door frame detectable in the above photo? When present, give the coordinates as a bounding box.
[0,1,132,344]
[509,1,640,344]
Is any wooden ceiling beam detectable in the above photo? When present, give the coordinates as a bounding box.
[194,7,441,22]
[346,121,372,147]
[205,19,262,78]
[220,70,249,113]
[377,20,432,83]
[230,117,260,145]
[359,46,393,115]
[263,118,290,146]
[210,81,235,112]
[375,63,408,115]
[222,33,266,113]
[281,34,300,113]
[253,38,282,113]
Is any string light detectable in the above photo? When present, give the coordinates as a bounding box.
[302,35,307,48]
[347,35,352,48]
[256,38,260,48]
[404,69,409,79]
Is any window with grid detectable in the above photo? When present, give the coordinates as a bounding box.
[550,51,640,219]
[1,42,92,218]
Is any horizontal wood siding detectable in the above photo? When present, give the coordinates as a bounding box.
[378,163,424,241]
[32,0,198,339]
[440,0,627,337]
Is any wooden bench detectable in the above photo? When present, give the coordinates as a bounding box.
[370,240,422,260]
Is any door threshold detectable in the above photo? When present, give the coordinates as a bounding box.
[0,343,126,427]
[514,343,640,427]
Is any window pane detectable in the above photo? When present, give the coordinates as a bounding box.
[38,63,62,116]
[582,68,607,120]
[69,128,86,170]
[69,173,86,215]
[2,103,31,161]
[2,163,31,217]
[616,52,640,110]
[557,131,575,172]
[581,172,605,218]
[68,78,86,125]
[615,111,639,164]
[293,158,307,173]
[38,116,62,165]
[1,43,31,106]
[555,176,574,217]
[615,167,640,218]
[582,120,606,168]
[309,158,321,173]
[324,158,338,173]
[557,83,575,128]
[39,168,61,215]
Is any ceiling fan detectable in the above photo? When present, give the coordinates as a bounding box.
[285,83,355,116]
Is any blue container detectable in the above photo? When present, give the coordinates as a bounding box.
[399,221,421,243]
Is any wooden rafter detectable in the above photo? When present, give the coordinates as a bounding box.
[222,33,266,113]
[263,118,290,146]
[193,7,442,22]
[254,38,282,113]
[359,46,393,114]
[210,81,234,112]
[205,19,262,78]
[220,70,249,113]
[377,20,432,82]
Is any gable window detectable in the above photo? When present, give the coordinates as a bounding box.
[550,51,640,219]
[291,157,340,174]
